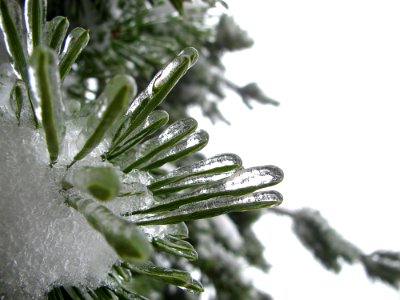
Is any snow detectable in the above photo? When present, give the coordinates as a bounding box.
[0,116,120,299]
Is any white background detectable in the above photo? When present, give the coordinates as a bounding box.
[192,0,400,299]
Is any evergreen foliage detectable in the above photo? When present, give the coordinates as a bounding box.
[0,0,282,299]
[1,0,399,299]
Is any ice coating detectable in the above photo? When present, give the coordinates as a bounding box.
[135,165,284,214]
[165,222,189,239]
[67,197,152,262]
[151,169,238,195]
[125,261,204,293]
[134,190,283,225]
[149,153,243,190]
[178,47,199,67]
[139,130,209,171]
[72,75,136,164]
[152,55,190,92]
[66,166,121,201]
[58,27,90,81]
[152,236,198,261]
[152,47,197,93]
[119,118,198,172]
[108,110,169,159]
[0,117,139,299]
[0,0,28,81]
[139,117,198,156]
[114,47,198,146]
[45,16,69,55]
[104,170,155,215]
[24,0,46,55]
[29,47,65,164]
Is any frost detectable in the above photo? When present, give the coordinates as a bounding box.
[0,117,119,299]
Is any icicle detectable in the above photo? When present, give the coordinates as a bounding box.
[67,197,152,262]
[59,27,89,81]
[149,153,243,191]
[107,110,169,160]
[45,16,69,55]
[24,0,46,55]
[131,165,284,214]
[112,47,199,146]
[134,190,283,225]
[29,47,64,164]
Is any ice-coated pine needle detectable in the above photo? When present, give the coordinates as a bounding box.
[135,190,283,225]
[67,197,152,262]
[151,169,238,196]
[59,27,89,81]
[132,165,283,214]
[30,47,64,164]
[149,153,243,191]
[124,261,204,292]
[0,0,38,126]
[24,0,46,55]
[112,47,199,146]
[137,130,209,171]
[107,110,169,160]
[46,16,69,54]
[153,236,198,261]
[116,117,198,172]
[0,0,28,82]
[64,166,121,201]
[71,74,136,165]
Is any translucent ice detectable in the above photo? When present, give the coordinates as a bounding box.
[135,165,284,214]
[149,153,243,191]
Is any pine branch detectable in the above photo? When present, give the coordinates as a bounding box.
[270,207,400,288]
